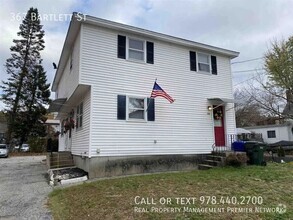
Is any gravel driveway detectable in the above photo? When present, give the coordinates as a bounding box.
[0,156,52,220]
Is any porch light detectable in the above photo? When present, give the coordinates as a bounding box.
[207,106,213,111]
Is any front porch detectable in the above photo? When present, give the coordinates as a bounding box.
[212,133,263,152]
[199,133,263,170]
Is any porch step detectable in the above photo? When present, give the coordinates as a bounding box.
[212,152,227,157]
[198,164,213,170]
[47,152,75,169]
[204,159,222,166]
[198,154,226,170]
[206,155,225,163]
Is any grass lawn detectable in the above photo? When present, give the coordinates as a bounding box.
[49,162,293,220]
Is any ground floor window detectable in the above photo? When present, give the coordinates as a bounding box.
[128,97,146,120]
[117,95,155,121]
[76,102,83,129]
[267,130,276,138]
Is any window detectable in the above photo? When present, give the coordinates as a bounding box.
[76,102,83,129]
[190,51,217,74]
[70,54,73,71]
[198,53,210,72]
[190,51,197,71]
[128,97,146,120]
[117,95,155,121]
[61,119,65,136]
[117,35,154,64]
[128,38,145,61]
[267,130,276,138]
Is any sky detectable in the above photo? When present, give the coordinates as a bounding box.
[0,0,292,110]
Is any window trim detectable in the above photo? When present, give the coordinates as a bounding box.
[267,130,276,138]
[126,37,146,63]
[70,54,73,71]
[197,52,211,73]
[76,102,83,130]
[126,95,147,122]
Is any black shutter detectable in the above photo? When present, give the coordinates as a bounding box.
[117,35,126,59]
[146,41,154,64]
[147,98,155,121]
[190,51,197,71]
[211,55,217,75]
[117,95,126,120]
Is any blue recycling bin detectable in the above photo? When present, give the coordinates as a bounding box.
[232,141,246,152]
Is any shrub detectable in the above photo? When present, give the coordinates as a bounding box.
[277,147,285,157]
[27,137,47,153]
[226,153,248,167]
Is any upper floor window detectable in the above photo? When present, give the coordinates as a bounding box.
[70,54,73,71]
[190,51,217,75]
[117,35,154,64]
[128,38,145,61]
[198,53,210,73]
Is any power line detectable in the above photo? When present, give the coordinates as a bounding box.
[231,57,264,65]
[233,76,257,87]
[232,68,265,73]
[233,72,266,87]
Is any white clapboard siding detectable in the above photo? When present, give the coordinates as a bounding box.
[56,32,80,99]
[71,89,91,156]
[77,24,236,157]
[57,30,80,152]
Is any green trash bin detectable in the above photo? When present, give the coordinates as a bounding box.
[244,141,267,166]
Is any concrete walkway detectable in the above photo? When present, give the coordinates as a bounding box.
[0,156,52,220]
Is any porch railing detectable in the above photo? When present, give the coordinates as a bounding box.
[213,133,263,152]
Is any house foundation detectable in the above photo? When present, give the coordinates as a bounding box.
[73,154,207,179]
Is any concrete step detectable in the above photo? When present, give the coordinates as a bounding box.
[212,152,227,157]
[204,159,222,166]
[206,155,225,162]
[198,164,213,170]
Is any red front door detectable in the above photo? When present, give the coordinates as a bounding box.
[213,106,225,146]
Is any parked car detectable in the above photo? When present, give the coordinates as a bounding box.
[0,144,9,158]
[20,144,30,152]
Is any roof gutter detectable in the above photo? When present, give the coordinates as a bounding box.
[52,13,239,91]
[84,15,239,58]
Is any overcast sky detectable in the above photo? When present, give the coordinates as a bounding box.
[0,0,292,110]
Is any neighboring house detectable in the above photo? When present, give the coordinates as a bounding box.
[243,121,293,144]
[44,119,60,135]
[49,13,239,178]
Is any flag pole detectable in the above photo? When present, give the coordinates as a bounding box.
[147,78,157,111]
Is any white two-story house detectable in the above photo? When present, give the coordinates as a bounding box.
[50,13,239,178]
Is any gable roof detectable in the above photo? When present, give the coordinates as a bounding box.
[52,13,239,91]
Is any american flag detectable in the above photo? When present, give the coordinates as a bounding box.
[150,81,174,103]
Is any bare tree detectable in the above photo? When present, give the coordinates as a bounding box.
[238,36,293,121]
[234,88,265,127]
